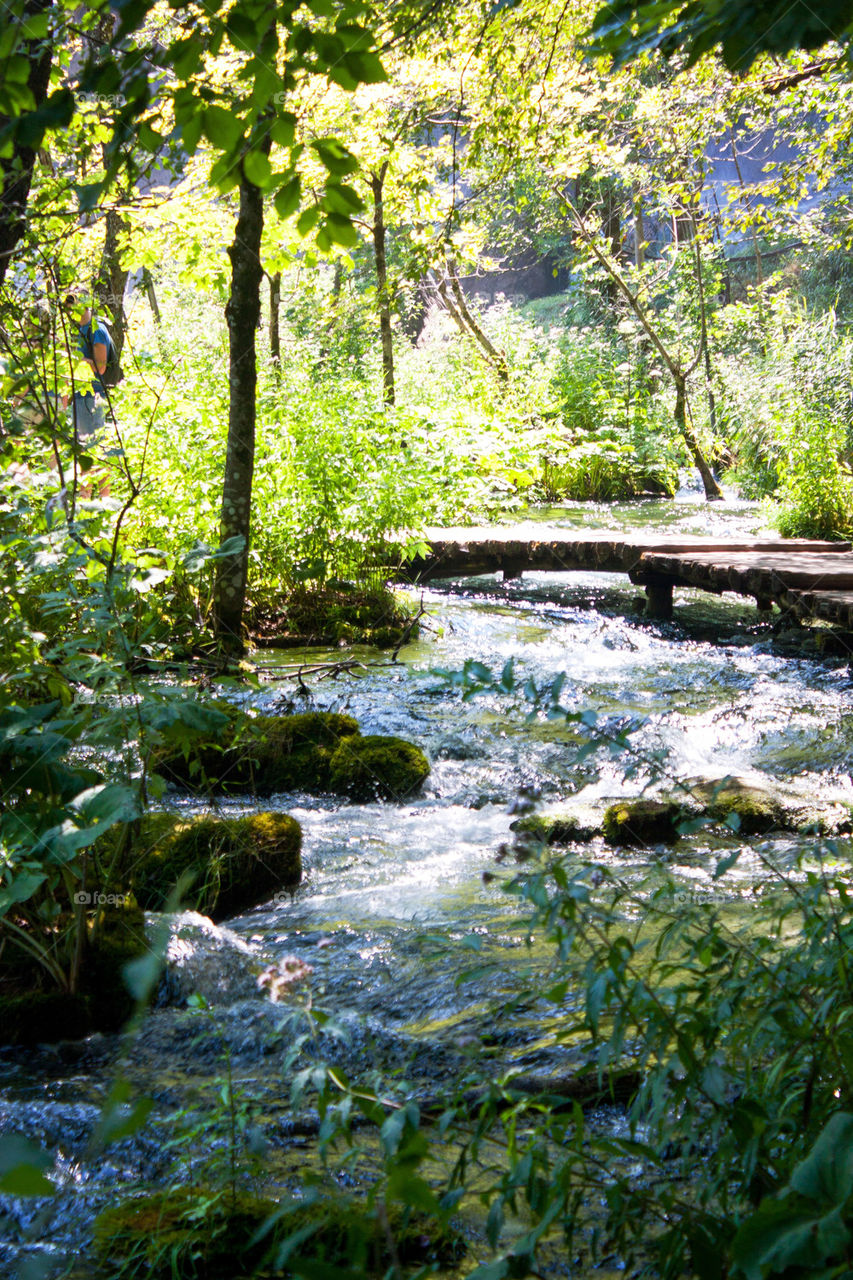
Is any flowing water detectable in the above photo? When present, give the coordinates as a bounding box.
[3,494,853,1277]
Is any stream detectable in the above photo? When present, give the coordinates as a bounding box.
[3,493,853,1277]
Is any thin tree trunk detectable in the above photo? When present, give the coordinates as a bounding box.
[675,374,722,501]
[558,186,722,501]
[370,164,395,405]
[444,257,508,380]
[213,153,267,654]
[142,267,161,323]
[269,271,281,364]
[633,194,645,269]
[692,233,718,439]
[96,206,129,356]
[602,184,621,306]
[0,0,53,286]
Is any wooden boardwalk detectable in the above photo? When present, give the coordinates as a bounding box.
[400,526,853,623]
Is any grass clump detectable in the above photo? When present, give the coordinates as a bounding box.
[92,1187,465,1279]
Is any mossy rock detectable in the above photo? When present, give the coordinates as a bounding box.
[153,710,360,794]
[687,777,784,834]
[328,733,430,801]
[0,898,149,1045]
[93,1188,278,1279]
[93,1186,464,1279]
[511,809,602,845]
[602,798,685,846]
[130,811,302,920]
[153,708,430,802]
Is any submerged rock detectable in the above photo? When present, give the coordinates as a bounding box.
[131,811,302,921]
[511,807,603,846]
[153,708,430,801]
[155,911,263,1007]
[684,775,784,834]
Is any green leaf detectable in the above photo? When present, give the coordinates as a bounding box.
[311,138,359,177]
[296,206,320,237]
[243,149,272,188]
[322,182,364,216]
[713,848,742,878]
[0,1136,54,1197]
[322,211,358,248]
[790,1114,853,1204]
[274,175,301,219]
[270,111,297,148]
[732,1197,849,1280]
[202,105,243,151]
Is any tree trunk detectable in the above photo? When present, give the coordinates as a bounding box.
[96,206,129,356]
[674,373,723,501]
[692,234,718,439]
[633,194,645,269]
[269,271,281,364]
[142,267,161,323]
[0,0,53,286]
[213,155,267,654]
[442,257,508,380]
[370,164,395,406]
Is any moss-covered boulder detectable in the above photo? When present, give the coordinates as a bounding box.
[153,709,430,801]
[602,798,685,846]
[686,776,784,834]
[511,808,603,845]
[328,734,430,801]
[153,710,359,793]
[130,811,302,920]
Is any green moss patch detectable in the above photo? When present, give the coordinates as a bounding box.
[511,808,603,845]
[93,1186,464,1279]
[250,580,419,650]
[687,777,784,835]
[130,811,302,920]
[328,733,430,801]
[153,709,430,801]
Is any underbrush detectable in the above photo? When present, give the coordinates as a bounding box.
[247,578,420,649]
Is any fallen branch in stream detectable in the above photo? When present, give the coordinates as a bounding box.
[272,1068,641,1140]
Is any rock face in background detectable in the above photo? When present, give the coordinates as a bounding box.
[153,709,430,801]
[130,812,302,920]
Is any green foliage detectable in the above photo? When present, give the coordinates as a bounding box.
[543,325,681,500]
[717,303,853,533]
[587,0,853,70]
